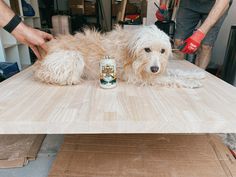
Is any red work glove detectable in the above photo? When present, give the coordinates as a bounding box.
[181,29,206,54]
[155,4,167,21]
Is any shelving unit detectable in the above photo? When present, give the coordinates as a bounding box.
[0,0,41,70]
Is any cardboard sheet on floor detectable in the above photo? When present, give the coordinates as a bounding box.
[0,135,45,168]
[49,134,236,177]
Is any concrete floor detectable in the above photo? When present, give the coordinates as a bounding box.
[220,133,236,150]
[0,134,235,177]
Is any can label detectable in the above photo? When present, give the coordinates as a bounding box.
[100,56,116,89]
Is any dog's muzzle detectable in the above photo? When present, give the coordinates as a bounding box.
[150,66,159,73]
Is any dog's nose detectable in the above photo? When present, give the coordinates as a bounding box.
[150,66,159,73]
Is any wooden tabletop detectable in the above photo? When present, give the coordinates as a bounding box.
[0,60,235,133]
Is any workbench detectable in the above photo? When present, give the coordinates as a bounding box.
[0,60,235,133]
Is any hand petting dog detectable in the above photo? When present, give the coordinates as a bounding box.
[12,23,53,60]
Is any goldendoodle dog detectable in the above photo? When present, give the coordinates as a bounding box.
[34,25,172,86]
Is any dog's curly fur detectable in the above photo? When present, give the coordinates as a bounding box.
[34,25,172,86]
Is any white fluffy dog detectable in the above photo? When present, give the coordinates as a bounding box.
[34,25,172,86]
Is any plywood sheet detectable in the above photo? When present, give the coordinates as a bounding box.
[0,60,235,133]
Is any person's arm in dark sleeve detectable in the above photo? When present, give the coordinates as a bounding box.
[0,0,53,60]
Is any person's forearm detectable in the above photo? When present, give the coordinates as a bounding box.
[199,0,229,34]
[0,0,16,27]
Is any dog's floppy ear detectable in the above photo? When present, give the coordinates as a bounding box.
[126,35,140,61]
[126,27,147,61]
[123,47,135,69]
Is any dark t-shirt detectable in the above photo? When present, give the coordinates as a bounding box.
[180,0,232,14]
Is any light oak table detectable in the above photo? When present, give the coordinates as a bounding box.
[0,60,235,133]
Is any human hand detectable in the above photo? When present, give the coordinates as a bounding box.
[11,22,53,60]
[181,29,206,54]
[155,4,167,21]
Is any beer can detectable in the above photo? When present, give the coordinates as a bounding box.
[99,56,117,89]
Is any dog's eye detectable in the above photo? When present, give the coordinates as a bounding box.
[144,48,151,53]
[160,49,165,54]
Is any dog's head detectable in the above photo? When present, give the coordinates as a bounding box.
[126,25,172,80]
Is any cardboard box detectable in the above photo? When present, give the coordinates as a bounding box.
[69,0,84,14]
[113,3,139,17]
[70,7,84,15]
[68,0,84,6]
[48,134,236,177]
[84,1,96,16]
[0,135,45,168]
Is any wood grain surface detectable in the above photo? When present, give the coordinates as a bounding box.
[0,60,235,133]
